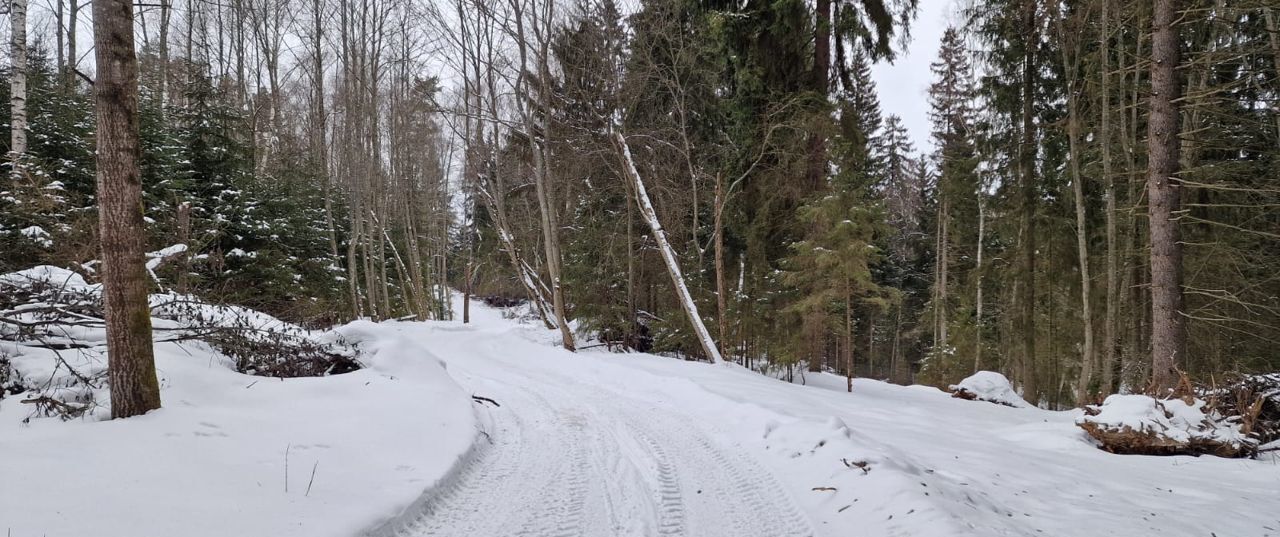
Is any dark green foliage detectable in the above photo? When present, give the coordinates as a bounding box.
[0,58,344,324]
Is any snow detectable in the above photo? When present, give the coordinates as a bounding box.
[0,264,88,289]
[0,267,479,537]
[145,243,189,271]
[4,275,1278,537]
[18,225,51,247]
[1077,394,1253,449]
[360,296,1280,537]
[949,370,1031,408]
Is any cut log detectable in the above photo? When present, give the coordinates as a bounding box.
[1077,394,1256,458]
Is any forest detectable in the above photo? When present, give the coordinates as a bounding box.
[0,0,1277,413]
[4,0,1280,534]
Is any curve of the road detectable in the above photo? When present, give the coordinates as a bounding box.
[374,328,815,537]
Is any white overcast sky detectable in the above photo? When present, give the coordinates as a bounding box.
[870,0,962,154]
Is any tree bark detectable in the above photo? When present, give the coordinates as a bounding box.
[1019,0,1039,404]
[715,173,729,358]
[805,0,831,191]
[1147,0,1187,394]
[974,192,985,373]
[1100,0,1119,395]
[66,0,78,90]
[845,284,853,393]
[158,0,170,108]
[177,201,191,293]
[10,0,27,180]
[1265,8,1280,146]
[93,0,162,419]
[938,197,949,348]
[1068,89,1095,405]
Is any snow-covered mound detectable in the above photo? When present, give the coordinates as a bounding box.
[0,266,480,537]
[1077,394,1255,457]
[949,370,1030,408]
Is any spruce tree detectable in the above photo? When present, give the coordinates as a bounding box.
[922,26,980,378]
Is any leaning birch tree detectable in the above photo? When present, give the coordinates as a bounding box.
[612,130,725,364]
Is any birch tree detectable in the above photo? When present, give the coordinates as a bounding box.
[613,130,724,364]
[9,0,26,180]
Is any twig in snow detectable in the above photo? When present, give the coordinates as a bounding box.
[305,461,319,497]
[472,395,500,407]
[284,443,290,493]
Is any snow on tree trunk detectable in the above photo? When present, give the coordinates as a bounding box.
[10,0,27,179]
[613,131,724,364]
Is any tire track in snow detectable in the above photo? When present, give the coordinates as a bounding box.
[615,401,814,537]
[381,341,817,537]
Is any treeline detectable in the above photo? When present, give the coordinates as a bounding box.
[0,0,1276,407]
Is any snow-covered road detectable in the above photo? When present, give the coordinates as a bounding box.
[375,325,814,537]
[365,299,1280,537]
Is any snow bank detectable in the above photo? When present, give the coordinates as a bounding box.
[0,263,88,289]
[1077,394,1255,457]
[949,370,1030,408]
[0,266,479,537]
[757,415,1023,535]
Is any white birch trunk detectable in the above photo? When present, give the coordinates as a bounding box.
[613,130,725,364]
[10,0,27,179]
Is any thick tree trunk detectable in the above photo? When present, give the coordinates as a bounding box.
[614,131,724,364]
[805,0,831,191]
[1148,0,1187,394]
[1100,0,1119,395]
[93,0,162,419]
[715,173,728,358]
[10,0,27,180]
[1019,0,1038,404]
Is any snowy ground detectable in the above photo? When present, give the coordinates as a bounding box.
[0,271,478,537]
[368,299,1280,537]
[5,289,1279,537]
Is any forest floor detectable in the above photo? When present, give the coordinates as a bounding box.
[4,282,1279,536]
